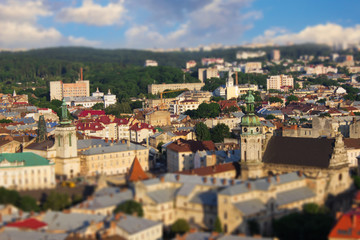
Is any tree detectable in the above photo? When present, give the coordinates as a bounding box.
[42,191,71,211]
[210,123,230,143]
[195,122,211,141]
[211,96,224,102]
[171,219,190,235]
[18,195,40,212]
[214,216,223,233]
[113,200,144,217]
[287,95,299,102]
[92,103,104,110]
[354,175,360,189]
[0,119,13,123]
[269,96,283,104]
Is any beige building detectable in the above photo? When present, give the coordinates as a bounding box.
[198,68,219,82]
[79,140,149,176]
[204,117,241,131]
[50,80,90,100]
[148,83,204,95]
[145,110,171,126]
[169,100,200,115]
[166,139,216,172]
[271,49,281,61]
[0,152,55,190]
[267,75,294,90]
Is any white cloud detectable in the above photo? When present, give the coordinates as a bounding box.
[0,0,51,22]
[0,0,99,49]
[253,23,360,46]
[0,21,99,49]
[125,0,259,48]
[57,0,126,26]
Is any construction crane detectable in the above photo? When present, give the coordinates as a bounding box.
[159,89,188,109]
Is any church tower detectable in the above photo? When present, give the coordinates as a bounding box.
[54,99,79,179]
[240,90,263,179]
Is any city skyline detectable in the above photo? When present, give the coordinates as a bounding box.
[1,0,360,50]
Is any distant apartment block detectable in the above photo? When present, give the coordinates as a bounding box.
[50,80,90,101]
[147,82,205,94]
[267,75,294,90]
[169,99,200,115]
[306,65,338,75]
[271,49,281,61]
[186,60,197,69]
[145,59,158,67]
[201,58,224,66]
[236,50,266,59]
[244,62,263,73]
[198,67,219,82]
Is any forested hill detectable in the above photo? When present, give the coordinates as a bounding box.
[0,44,334,100]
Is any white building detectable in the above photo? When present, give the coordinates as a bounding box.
[104,89,117,108]
[0,152,56,190]
[169,100,200,115]
[145,60,158,67]
[267,75,294,90]
[306,65,338,75]
[129,122,155,143]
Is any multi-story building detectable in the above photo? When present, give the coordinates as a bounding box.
[79,140,149,176]
[169,100,200,115]
[148,83,205,94]
[267,75,294,90]
[50,80,90,100]
[198,67,219,82]
[271,49,281,61]
[236,51,266,59]
[129,122,155,143]
[186,60,197,69]
[306,65,338,75]
[166,139,216,172]
[0,152,56,190]
[145,60,158,67]
[201,58,224,66]
[104,89,117,108]
[244,62,263,74]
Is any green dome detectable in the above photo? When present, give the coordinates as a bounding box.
[241,114,260,127]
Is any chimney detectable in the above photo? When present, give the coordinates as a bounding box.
[231,179,235,185]
[203,177,207,183]
[105,138,108,143]
[160,176,165,182]
[212,165,216,172]
[298,171,303,177]
[175,174,180,181]
[111,138,114,143]
[115,212,123,220]
[121,139,125,144]
[247,182,251,190]
[80,67,83,81]
[221,179,226,185]
[276,175,280,183]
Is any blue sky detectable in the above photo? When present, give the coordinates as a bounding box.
[0,0,359,50]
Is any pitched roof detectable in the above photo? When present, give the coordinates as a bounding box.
[178,162,239,177]
[78,110,105,118]
[263,136,334,168]
[0,152,52,167]
[328,209,360,239]
[127,156,149,182]
[167,139,216,153]
[6,218,47,230]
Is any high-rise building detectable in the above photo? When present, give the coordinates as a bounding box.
[267,75,294,90]
[271,49,281,61]
[50,68,90,100]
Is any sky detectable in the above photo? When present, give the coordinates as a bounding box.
[0,0,360,50]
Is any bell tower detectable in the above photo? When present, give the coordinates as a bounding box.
[240,90,264,179]
[54,99,79,179]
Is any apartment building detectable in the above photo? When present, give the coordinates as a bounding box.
[267,75,294,90]
[169,100,200,115]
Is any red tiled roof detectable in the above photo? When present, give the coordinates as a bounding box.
[167,139,216,153]
[127,156,149,182]
[129,122,154,132]
[329,209,360,239]
[76,121,104,131]
[6,218,47,230]
[78,110,106,118]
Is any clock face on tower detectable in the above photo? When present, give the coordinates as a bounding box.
[256,127,259,132]
[243,127,247,132]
